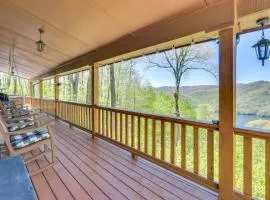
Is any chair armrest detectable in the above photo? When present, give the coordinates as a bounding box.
[5,120,54,136]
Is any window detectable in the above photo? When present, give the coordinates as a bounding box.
[59,69,91,104]
[236,28,270,130]
[99,40,219,121]
[0,73,29,96]
[42,78,55,99]
[33,83,40,98]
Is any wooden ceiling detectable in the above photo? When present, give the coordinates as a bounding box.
[0,0,222,79]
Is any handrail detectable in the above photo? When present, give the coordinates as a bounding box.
[95,105,219,130]
[234,126,270,140]
[57,100,92,108]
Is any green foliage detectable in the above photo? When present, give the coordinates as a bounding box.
[43,79,55,99]
[196,104,214,120]
[0,72,29,96]
[59,69,91,104]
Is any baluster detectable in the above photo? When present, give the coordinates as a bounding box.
[207,129,214,180]
[98,108,101,133]
[181,124,186,169]
[170,122,175,164]
[115,112,118,141]
[102,109,105,135]
[106,110,109,137]
[125,114,128,145]
[243,136,252,197]
[131,115,134,148]
[193,127,199,174]
[145,118,148,154]
[138,116,141,150]
[110,111,113,138]
[120,113,123,143]
[152,119,156,157]
[161,121,165,160]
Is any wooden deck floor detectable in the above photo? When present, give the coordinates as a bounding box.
[27,120,218,200]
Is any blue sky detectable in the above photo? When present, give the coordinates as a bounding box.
[134,28,270,87]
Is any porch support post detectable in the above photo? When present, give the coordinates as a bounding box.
[92,64,99,139]
[219,27,236,199]
[39,80,43,110]
[54,76,59,117]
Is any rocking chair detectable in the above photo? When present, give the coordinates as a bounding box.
[0,116,57,176]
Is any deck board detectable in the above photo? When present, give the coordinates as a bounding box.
[26,120,218,200]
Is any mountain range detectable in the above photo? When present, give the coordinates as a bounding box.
[155,81,270,117]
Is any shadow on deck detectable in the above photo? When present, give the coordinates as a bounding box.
[27,119,218,200]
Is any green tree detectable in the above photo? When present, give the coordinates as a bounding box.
[147,44,217,117]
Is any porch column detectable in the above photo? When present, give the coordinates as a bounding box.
[91,64,99,139]
[54,76,59,117]
[219,27,236,199]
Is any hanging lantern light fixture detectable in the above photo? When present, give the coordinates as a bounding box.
[252,17,270,66]
[36,28,46,53]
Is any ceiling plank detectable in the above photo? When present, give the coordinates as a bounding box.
[238,0,270,18]
[34,0,233,79]
[0,25,71,62]
[0,45,56,69]
[0,1,91,58]
[0,63,37,78]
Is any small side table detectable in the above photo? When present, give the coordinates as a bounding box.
[0,156,37,200]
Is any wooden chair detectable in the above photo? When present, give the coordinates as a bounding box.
[0,101,40,122]
[0,116,57,176]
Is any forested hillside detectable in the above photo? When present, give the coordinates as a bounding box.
[156,80,270,117]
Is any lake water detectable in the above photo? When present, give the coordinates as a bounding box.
[236,114,270,128]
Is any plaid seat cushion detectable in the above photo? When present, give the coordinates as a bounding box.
[8,118,34,132]
[10,128,50,149]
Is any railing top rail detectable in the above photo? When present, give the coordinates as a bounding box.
[57,100,92,108]
[234,126,270,140]
[96,105,219,130]
[41,98,55,101]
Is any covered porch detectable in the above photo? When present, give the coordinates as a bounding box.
[0,0,270,200]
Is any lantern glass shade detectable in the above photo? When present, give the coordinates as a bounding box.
[36,40,45,52]
[252,38,270,66]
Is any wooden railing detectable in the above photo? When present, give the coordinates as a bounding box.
[94,106,219,191]
[56,100,92,131]
[24,96,31,105]
[31,98,40,109]
[25,97,270,199]
[234,127,270,200]
[41,99,56,115]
